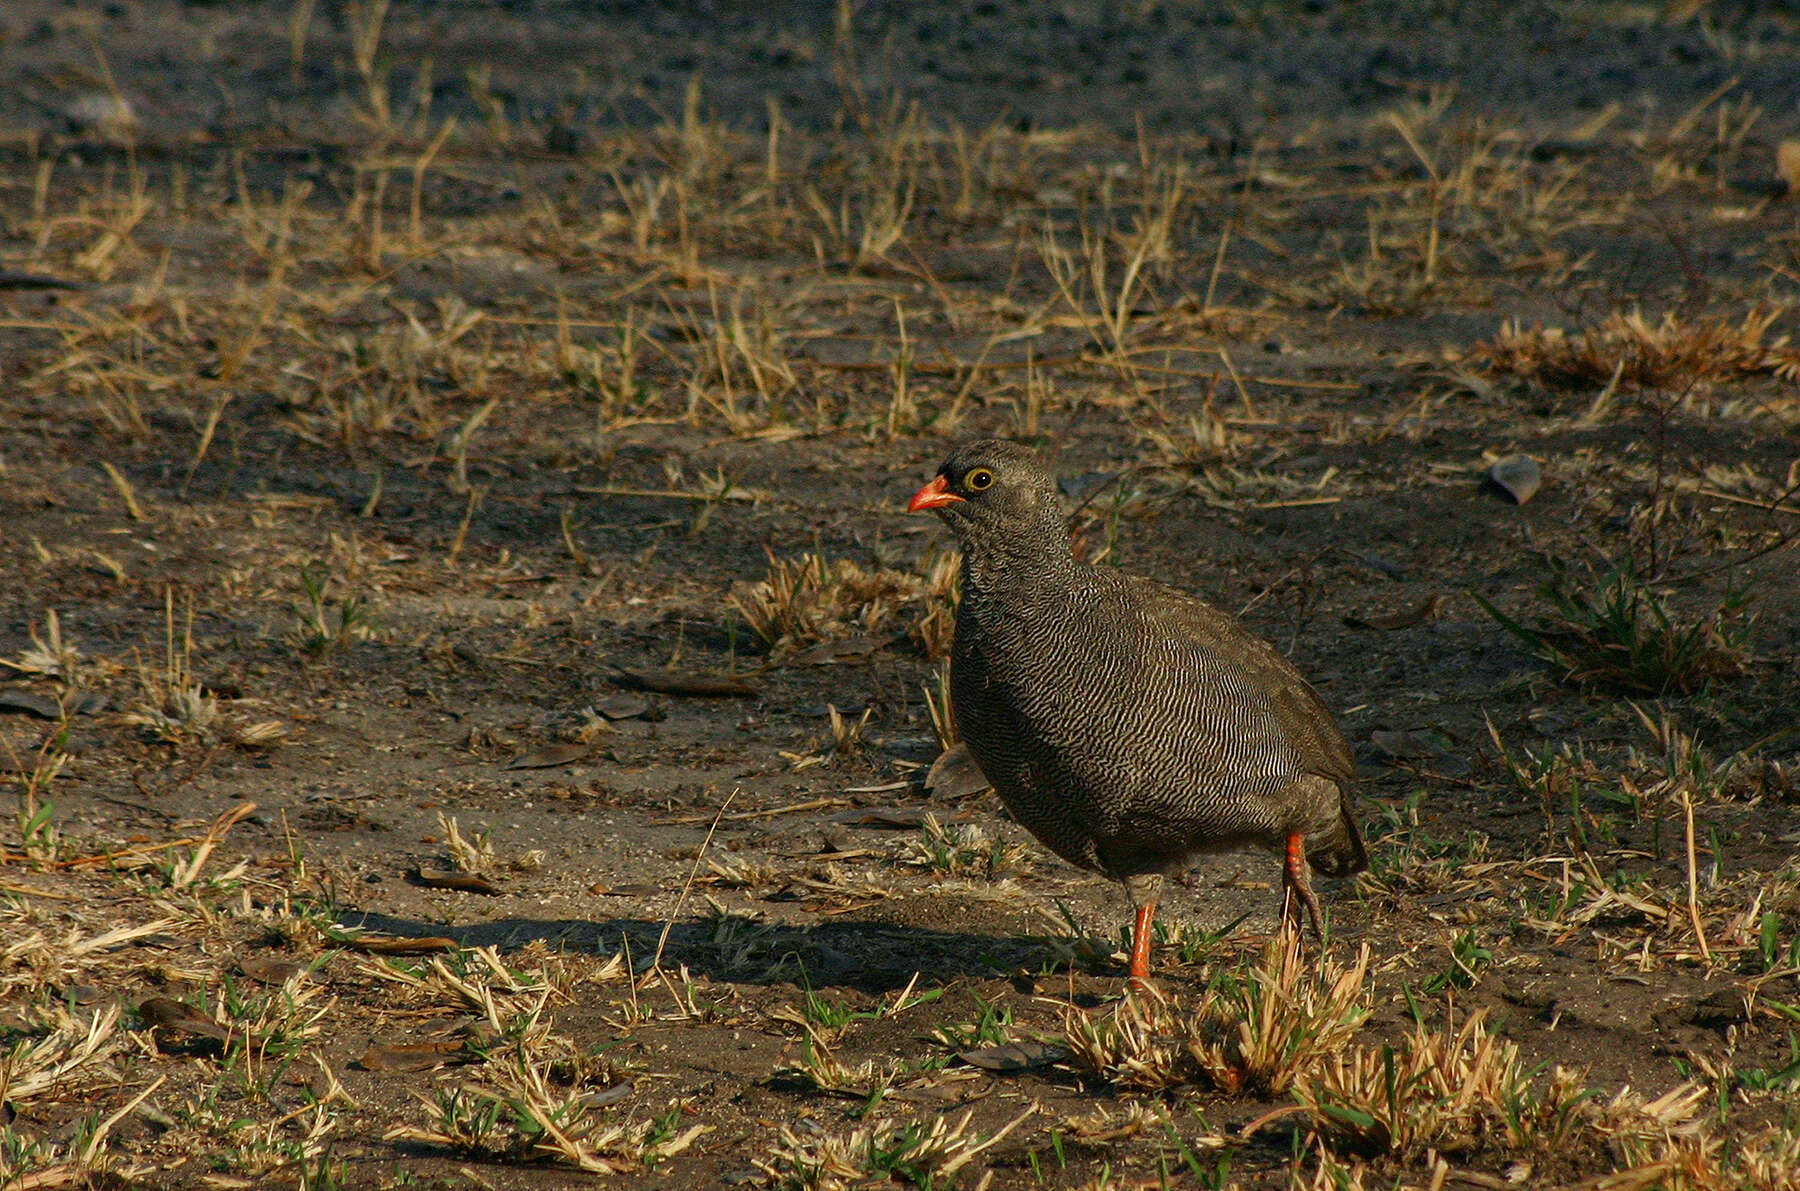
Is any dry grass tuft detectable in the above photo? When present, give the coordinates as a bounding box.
[399,1050,707,1174]
[386,947,683,1174]
[770,1028,895,1095]
[2,611,81,681]
[0,1003,124,1107]
[757,1104,1033,1190]
[436,813,544,877]
[1131,388,1242,469]
[0,1004,140,1184]
[1721,1127,1800,1191]
[1469,307,1800,397]
[895,814,1033,879]
[1062,932,1369,1095]
[1295,1009,1706,1167]
[2,918,185,1000]
[732,549,959,658]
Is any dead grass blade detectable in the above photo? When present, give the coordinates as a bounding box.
[0,1003,123,1106]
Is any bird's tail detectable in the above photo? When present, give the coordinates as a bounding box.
[1306,787,1367,878]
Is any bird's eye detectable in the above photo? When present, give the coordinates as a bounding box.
[966,468,995,491]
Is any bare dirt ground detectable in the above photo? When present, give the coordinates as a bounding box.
[3,2,1800,1187]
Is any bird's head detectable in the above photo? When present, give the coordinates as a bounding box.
[907,439,1066,547]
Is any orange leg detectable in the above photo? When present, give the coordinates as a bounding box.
[1128,901,1158,985]
[1282,832,1325,937]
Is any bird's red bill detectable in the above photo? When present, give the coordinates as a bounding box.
[907,474,964,511]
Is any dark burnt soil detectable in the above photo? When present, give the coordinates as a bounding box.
[2,2,1800,1188]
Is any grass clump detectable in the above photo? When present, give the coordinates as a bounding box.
[1469,308,1800,394]
[1295,1010,1708,1174]
[732,549,958,658]
[0,1006,137,1186]
[404,1050,705,1174]
[1475,560,1751,695]
[896,814,1033,879]
[1062,932,1370,1095]
[291,563,377,657]
[758,1105,1033,1190]
[387,949,694,1174]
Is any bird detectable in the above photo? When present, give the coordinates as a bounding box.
[907,438,1365,983]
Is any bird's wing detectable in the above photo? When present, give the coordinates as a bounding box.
[1130,576,1356,784]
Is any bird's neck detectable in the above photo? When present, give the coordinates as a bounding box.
[958,528,1078,598]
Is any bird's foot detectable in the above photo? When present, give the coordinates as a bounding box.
[1127,901,1158,984]
[1282,832,1325,939]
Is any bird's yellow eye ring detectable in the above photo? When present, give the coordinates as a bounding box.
[966,468,995,491]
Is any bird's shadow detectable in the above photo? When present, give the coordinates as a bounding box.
[333,907,1081,994]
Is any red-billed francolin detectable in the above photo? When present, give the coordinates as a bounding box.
[908,439,1365,982]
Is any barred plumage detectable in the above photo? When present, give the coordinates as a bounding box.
[908,439,1366,982]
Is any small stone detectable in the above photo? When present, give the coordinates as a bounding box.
[1488,455,1542,505]
[64,92,140,142]
[0,690,62,719]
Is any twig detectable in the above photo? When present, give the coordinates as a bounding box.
[1237,1103,1308,1140]
[1667,469,1800,583]
[1236,545,1335,619]
[0,881,72,899]
[806,352,1086,375]
[1248,495,1343,509]
[660,796,844,825]
[132,741,229,801]
[38,836,209,870]
[572,485,761,503]
[98,789,179,823]
[1681,788,1712,965]
[1683,486,1800,514]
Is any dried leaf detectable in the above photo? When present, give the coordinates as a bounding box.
[505,742,592,770]
[0,690,64,719]
[414,867,501,895]
[1488,455,1542,505]
[577,1081,635,1108]
[137,997,216,1032]
[958,1042,1068,1072]
[355,1040,470,1072]
[594,693,651,720]
[236,957,307,984]
[825,807,937,829]
[333,933,459,955]
[611,668,758,697]
[139,997,228,1055]
[1342,595,1442,631]
[788,636,887,666]
[925,743,992,799]
[596,882,662,896]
